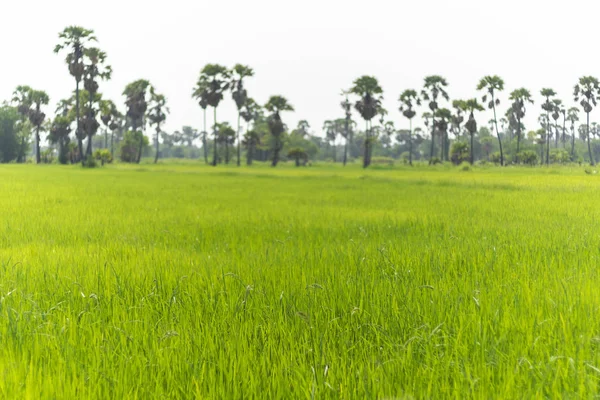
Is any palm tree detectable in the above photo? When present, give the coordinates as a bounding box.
[54,26,97,162]
[508,88,534,163]
[192,78,210,164]
[288,148,308,166]
[350,76,383,168]
[398,90,421,166]
[574,76,600,165]
[551,99,563,149]
[340,93,352,166]
[11,86,33,163]
[243,130,261,165]
[540,88,557,165]
[28,90,50,164]
[194,64,230,166]
[216,123,236,164]
[230,64,254,167]
[240,98,261,157]
[264,95,294,167]
[421,76,449,164]
[48,113,72,164]
[147,88,169,164]
[451,100,467,139]
[323,120,337,161]
[123,79,152,163]
[296,120,311,137]
[434,108,452,160]
[82,47,112,157]
[99,100,119,154]
[567,107,580,159]
[477,76,505,166]
[463,99,485,165]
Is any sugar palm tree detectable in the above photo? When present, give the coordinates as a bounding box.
[323,120,337,161]
[451,100,467,139]
[551,99,563,149]
[464,99,485,165]
[540,88,557,165]
[28,90,50,164]
[48,113,72,164]
[243,130,261,165]
[574,76,600,165]
[11,85,33,163]
[296,120,311,137]
[477,76,505,165]
[340,93,352,166]
[508,88,534,163]
[264,95,294,167]
[421,76,449,165]
[230,64,254,166]
[350,76,383,168]
[398,89,421,166]
[567,107,580,159]
[82,47,112,157]
[99,100,121,156]
[192,78,210,164]
[434,108,452,160]
[216,122,236,164]
[54,26,97,161]
[123,79,152,163]
[194,64,230,166]
[147,88,169,164]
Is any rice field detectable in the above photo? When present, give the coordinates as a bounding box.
[2,162,600,398]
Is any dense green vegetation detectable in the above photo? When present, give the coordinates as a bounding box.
[1,163,600,398]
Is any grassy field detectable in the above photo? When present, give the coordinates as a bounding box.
[2,162,600,398]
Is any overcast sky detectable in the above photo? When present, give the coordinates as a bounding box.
[1,0,597,137]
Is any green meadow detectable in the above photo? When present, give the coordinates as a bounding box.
[2,163,600,398]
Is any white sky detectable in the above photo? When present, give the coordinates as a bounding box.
[1,0,597,136]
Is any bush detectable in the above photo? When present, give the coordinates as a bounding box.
[120,131,149,163]
[489,152,502,164]
[430,157,442,165]
[370,156,395,166]
[450,142,469,165]
[94,149,113,166]
[458,162,471,171]
[550,149,570,164]
[82,156,98,168]
[518,150,538,166]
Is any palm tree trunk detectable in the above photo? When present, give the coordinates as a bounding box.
[212,107,218,166]
[429,119,436,165]
[111,130,114,159]
[225,141,229,164]
[516,116,521,164]
[343,117,349,166]
[271,137,280,167]
[136,129,143,164]
[492,94,503,166]
[587,113,594,166]
[35,124,41,164]
[154,126,160,164]
[409,118,413,166]
[105,128,108,149]
[236,113,241,167]
[571,125,576,161]
[546,109,550,165]
[562,117,567,149]
[363,120,369,168]
[75,80,84,165]
[203,108,208,164]
[470,132,474,165]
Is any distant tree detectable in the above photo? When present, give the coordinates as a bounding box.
[477,75,505,165]
[27,90,50,164]
[398,90,421,166]
[296,120,311,137]
[99,99,121,157]
[195,64,230,166]
[574,76,600,165]
[192,79,210,164]
[540,88,557,165]
[179,126,200,147]
[350,76,383,168]
[0,106,21,163]
[567,107,580,159]
[551,99,563,149]
[508,88,534,163]
[288,147,308,166]
[216,122,236,164]
[49,99,73,164]
[82,47,111,157]
[340,93,353,166]
[421,76,449,164]
[434,108,452,160]
[230,64,254,166]
[11,86,33,163]
[54,26,97,161]
[243,130,260,165]
[451,99,467,139]
[123,79,152,163]
[265,95,294,167]
[323,120,337,161]
[147,88,168,164]
[464,99,485,165]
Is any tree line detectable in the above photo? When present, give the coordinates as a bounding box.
[2,26,600,167]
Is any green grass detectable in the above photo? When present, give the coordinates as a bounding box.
[2,162,600,398]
